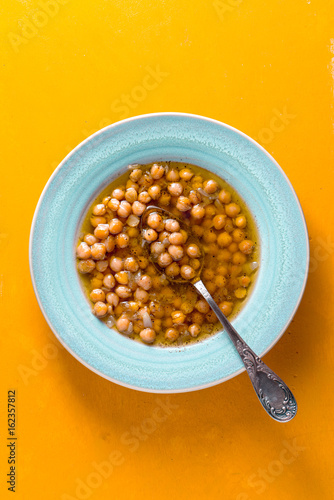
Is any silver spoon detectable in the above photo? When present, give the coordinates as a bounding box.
[142,206,297,422]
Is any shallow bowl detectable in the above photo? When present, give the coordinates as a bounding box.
[29,112,309,393]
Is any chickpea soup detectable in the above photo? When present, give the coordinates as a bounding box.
[76,162,259,346]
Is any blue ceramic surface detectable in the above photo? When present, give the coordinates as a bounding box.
[29,113,309,392]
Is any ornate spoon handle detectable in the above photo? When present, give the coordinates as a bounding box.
[194,279,297,422]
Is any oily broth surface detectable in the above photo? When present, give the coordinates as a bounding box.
[77,161,259,347]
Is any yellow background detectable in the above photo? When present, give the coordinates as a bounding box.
[1,1,334,499]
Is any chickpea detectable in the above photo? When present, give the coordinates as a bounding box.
[235,215,247,228]
[117,200,132,218]
[173,297,182,309]
[90,216,107,228]
[219,301,233,316]
[96,260,108,272]
[159,192,171,206]
[132,201,146,216]
[116,315,131,333]
[217,232,233,248]
[112,188,125,200]
[148,185,161,200]
[114,271,129,285]
[123,257,138,273]
[180,265,195,280]
[108,198,120,211]
[203,179,218,194]
[225,203,241,218]
[203,229,217,244]
[93,301,108,317]
[138,256,149,269]
[205,204,216,218]
[151,163,165,179]
[165,262,180,278]
[180,229,188,243]
[138,275,152,290]
[94,224,109,240]
[158,231,170,244]
[165,219,180,232]
[115,285,132,299]
[143,228,158,242]
[205,310,217,324]
[215,275,227,287]
[186,244,201,258]
[129,168,142,182]
[218,189,231,204]
[157,252,173,268]
[188,190,201,205]
[167,182,183,196]
[188,324,201,338]
[116,233,130,248]
[202,218,213,229]
[171,310,186,324]
[176,196,191,212]
[239,239,254,255]
[192,225,204,237]
[109,218,123,235]
[192,175,203,188]
[147,213,163,229]
[90,288,105,303]
[203,280,216,295]
[106,292,119,307]
[239,275,251,287]
[150,241,165,256]
[179,167,194,181]
[134,287,149,302]
[166,169,180,182]
[91,243,106,260]
[179,255,189,266]
[139,328,156,344]
[163,317,173,328]
[217,249,232,262]
[230,265,242,277]
[189,258,201,270]
[165,328,179,342]
[235,287,247,299]
[109,257,124,272]
[168,245,184,261]
[191,204,205,219]
[232,228,245,243]
[181,301,194,314]
[213,214,226,230]
[224,218,234,233]
[149,301,164,318]
[84,233,97,246]
[232,251,247,265]
[217,264,228,276]
[195,300,210,314]
[228,242,239,254]
[102,196,111,205]
[138,191,151,204]
[92,203,106,216]
[168,232,183,245]
[91,277,103,288]
[125,188,138,203]
[192,311,204,325]
[77,242,91,259]
[104,235,116,253]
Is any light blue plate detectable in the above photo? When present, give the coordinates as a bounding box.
[29,113,309,393]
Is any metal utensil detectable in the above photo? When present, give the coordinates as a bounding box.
[142,206,297,422]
